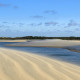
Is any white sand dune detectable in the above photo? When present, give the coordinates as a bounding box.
[0,48,80,80]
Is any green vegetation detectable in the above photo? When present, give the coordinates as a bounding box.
[0,36,80,40]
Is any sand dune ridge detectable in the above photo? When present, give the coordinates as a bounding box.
[0,48,80,80]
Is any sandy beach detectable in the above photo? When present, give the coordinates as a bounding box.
[7,39,80,47]
[0,47,80,80]
[6,39,80,52]
[0,40,27,42]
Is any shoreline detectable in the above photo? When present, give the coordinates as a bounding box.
[6,45,80,53]
[0,47,80,80]
[65,48,80,53]
[6,39,80,53]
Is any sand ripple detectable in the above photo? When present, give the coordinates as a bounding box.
[0,48,80,80]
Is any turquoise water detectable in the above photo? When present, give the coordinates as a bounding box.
[0,42,80,65]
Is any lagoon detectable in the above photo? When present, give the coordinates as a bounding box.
[0,42,80,66]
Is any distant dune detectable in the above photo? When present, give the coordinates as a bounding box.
[6,39,80,47]
[6,39,80,52]
[0,48,80,80]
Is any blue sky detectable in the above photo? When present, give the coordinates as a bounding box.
[0,0,80,37]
